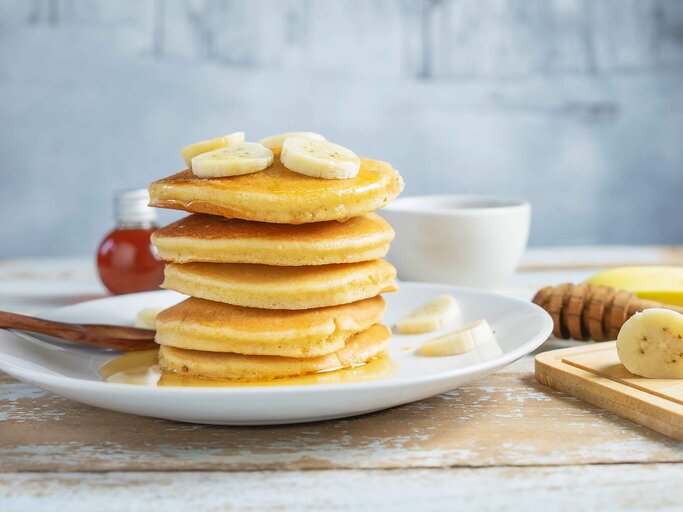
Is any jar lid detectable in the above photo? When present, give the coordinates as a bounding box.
[114,189,157,225]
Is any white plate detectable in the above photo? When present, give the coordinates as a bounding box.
[0,283,552,425]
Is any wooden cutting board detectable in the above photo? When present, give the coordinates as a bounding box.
[535,342,683,440]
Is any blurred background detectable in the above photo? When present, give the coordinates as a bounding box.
[1,0,682,257]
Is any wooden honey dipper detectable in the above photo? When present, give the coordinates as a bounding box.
[532,283,683,342]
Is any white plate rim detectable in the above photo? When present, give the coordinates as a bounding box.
[0,282,553,396]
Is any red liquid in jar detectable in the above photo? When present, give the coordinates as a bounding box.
[97,226,164,295]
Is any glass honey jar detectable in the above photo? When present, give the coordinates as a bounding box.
[96,189,165,295]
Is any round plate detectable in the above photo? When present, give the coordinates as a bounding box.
[0,283,552,425]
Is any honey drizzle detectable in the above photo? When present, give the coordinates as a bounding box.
[100,349,394,387]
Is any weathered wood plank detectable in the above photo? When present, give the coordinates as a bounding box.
[2,464,683,511]
[162,0,413,76]
[18,0,151,31]
[157,0,683,76]
[2,357,682,472]
[537,343,683,441]
[432,0,683,78]
[15,0,683,77]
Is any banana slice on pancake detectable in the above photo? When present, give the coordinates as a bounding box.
[259,131,325,150]
[181,131,245,167]
[191,142,274,178]
[281,137,360,179]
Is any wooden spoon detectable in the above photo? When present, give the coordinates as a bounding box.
[0,311,157,351]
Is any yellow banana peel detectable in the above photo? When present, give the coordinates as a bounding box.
[585,266,683,306]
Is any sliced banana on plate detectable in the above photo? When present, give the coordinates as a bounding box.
[281,137,360,179]
[419,319,495,357]
[135,307,164,330]
[395,295,461,334]
[259,131,325,150]
[617,308,683,378]
[181,131,245,167]
[191,142,274,178]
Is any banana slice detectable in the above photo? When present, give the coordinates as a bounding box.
[135,307,164,329]
[419,320,495,357]
[395,295,461,334]
[105,365,162,386]
[259,131,326,150]
[617,308,683,378]
[281,137,360,179]
[191,142,274,178]
[181,131,245,167]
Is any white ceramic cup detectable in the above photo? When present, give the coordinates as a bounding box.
[380,195,531,289]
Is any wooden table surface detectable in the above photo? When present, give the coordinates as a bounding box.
[2,247,683,511]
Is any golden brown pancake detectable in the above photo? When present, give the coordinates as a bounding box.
[151,213,394,266]
[148,157,404,224]
[159,324,391,381]
[162,259,397,309]
[155,295,385,358]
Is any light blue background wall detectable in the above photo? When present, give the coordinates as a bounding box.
[1,0,682,257]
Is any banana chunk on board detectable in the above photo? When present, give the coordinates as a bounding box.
[617,308,683,378]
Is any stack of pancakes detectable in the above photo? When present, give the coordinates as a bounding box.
[148,148,404,381]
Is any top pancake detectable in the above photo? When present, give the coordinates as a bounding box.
[148,157,404,224]
[151,213,394,265]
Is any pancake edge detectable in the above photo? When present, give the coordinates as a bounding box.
[161,261,398,310]
[148,160,404,224]
[158,324,392,381]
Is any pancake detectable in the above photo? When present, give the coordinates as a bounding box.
[161,259,397,309]
[148,157,404,224]
[155,295,386,357]
[159,324,391,381]
[151,213,394,266]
